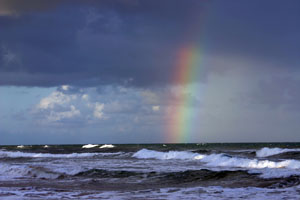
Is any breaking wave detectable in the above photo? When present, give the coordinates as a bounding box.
[202,153,300,170]
[82,144,98,148]
[0,164,62,179]
[256,147,300,157]
[133,149,300,176]
[0,150,122,158]
[99,144,115,149]
[132,149,204,160]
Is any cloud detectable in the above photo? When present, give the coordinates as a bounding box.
[249,76,300,110]
[140,90,160,104]
[82,94,89,100]
[0,0,61,16]
[33,87,105,124]
[93,102,104,119]
[47,105,80,122]
[0,1,215,87]
[4,70,300,143]
[2,46,17,64]
[0,0,296,88]
[61,85,70,91]
[30,85,167,126]
[1,0,300,143]
[37,90,76,110]
[1,45,21,70]
[152,105,160,112]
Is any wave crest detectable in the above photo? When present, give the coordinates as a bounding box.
[0,150,122,158]
[82,144,98,148]
[99,144,115,149]
[132,149,204,160]
[132,149,300,172]
[0,164,62,179]
[256,147,300,157]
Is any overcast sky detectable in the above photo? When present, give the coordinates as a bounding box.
[1,0,300,144]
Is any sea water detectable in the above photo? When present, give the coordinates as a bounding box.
[0,143,300,199]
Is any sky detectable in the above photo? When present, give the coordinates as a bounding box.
[1,0,300,144]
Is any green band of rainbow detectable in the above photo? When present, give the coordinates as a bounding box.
[166,45,201,143]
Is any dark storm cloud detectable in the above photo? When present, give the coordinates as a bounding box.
[251,76,300,110]
[0,0,299,87]
[0,0,61,16]
[204,0,300,68]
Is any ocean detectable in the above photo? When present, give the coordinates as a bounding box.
[1,143,300,199]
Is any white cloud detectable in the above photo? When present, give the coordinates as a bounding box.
[61,85,69,91]
[93,102,104,119]
[32,85,163,127]
[82,94,89,100]
[37,91,76,109]
[33,89,88,124]
[141,90,159,104]
[152,105,160,112]
[47,105,80,122]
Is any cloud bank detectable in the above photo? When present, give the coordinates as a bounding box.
[0,0,299,88]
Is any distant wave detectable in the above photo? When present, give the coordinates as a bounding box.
[82,144,98,148]
[256,147,300,157]
[99,144,115,149]
[82,144,115,149]
[0,164,62,179]
[202,153,300,171]
[133,149,204,160]
[0,150,122,158]
[132,149,300,177]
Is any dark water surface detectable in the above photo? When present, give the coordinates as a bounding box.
[1,143,300,199]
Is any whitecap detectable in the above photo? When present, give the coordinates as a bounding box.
[0,150,122,158]
[132,148,204,160]
[201,153,300,170]
[132,149,300,178]
[99,144,115,149]
[0,164,61,179]
[82,144,98,148]
[256,147,300,157]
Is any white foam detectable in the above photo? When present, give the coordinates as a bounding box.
[256,147,300,157]
[82,144,98,148]
[0,164,61,179]
[201,153,300,170]
[132,149,300,178]
[99,144,115,149]
[249,168,300,179]
[0,150,122,158]
[132,149,205,160]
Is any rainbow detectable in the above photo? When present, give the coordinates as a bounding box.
[166,45,201,143]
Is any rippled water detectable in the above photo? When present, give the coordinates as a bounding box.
[1,143,300,199]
